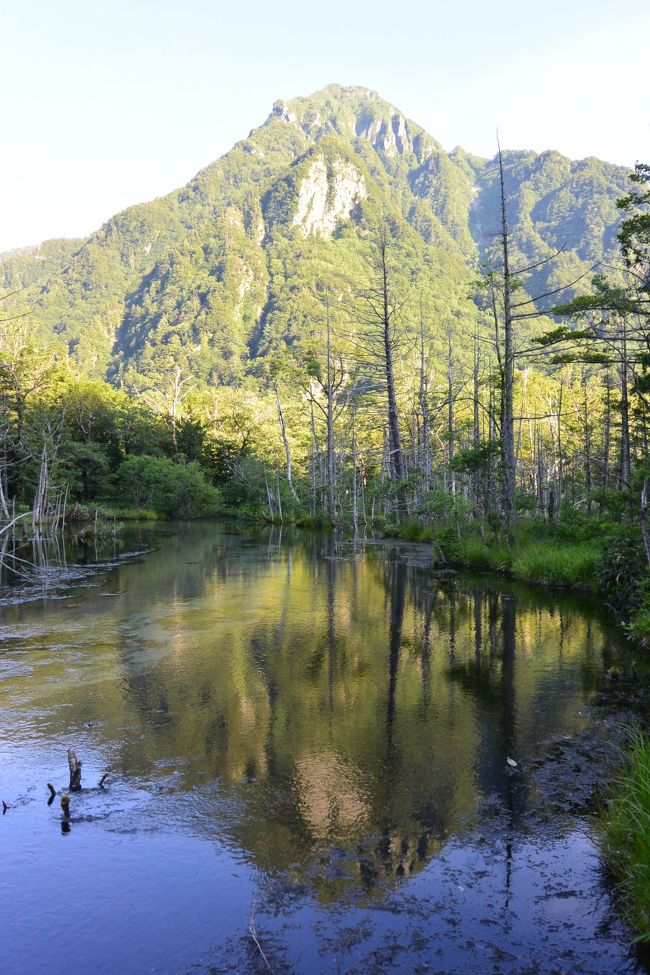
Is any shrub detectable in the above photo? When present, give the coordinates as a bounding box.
[114,455,220,518]
[422,490,473,526]
[62,442,112,500]
[596,527,647,612]
[630,604,650,644]
[392,521,435,543]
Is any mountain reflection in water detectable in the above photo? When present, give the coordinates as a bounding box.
[0,522,641,974]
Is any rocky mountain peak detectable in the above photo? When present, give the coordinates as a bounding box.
[259,84,423,161]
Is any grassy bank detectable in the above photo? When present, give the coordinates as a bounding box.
[382,516,650,644]
[89,503,162,522]
[602,730,650,943]
[384,519,605,593]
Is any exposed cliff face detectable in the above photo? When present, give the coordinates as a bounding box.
[270,99,298,125]
[292,156,367,236]
[355,109,412,158]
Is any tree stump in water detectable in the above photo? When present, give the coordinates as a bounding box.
[67,749,82,791]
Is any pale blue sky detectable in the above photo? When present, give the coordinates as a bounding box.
[2,0,649,251]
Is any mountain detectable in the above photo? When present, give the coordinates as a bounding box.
[0,84,630,386]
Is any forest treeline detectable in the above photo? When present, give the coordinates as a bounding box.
[1,158,650,639]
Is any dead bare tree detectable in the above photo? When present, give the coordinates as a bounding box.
[142,365,193,453]
[355,223,408,517]
[273,384,297,501]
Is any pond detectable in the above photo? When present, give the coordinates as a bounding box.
[0,522,647,974]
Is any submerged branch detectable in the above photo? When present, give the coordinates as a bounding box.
[248,900,274,973]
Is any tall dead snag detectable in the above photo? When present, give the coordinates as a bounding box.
[642,477,650,566]
[32,444,49,529]
[418,303,431,494]
[619,315,632,491]
[482,141,574,535]
[379,232,405,488]
[274,385,297,501]
[0,463,10,521]
[357,224,407,518]
[497,141,516,537]
[142,365,193,454]
[67,749,82,791]
[325,297,336,523]
[581,371,593,517]
[472,326,482,515]
[447,326,456,497]
[305,288,347,524]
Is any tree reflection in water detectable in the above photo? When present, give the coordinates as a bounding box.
[0,523,630,901]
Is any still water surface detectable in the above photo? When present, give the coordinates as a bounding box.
[0,522,645,974]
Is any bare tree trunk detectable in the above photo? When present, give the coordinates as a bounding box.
[487,387,498,518]
[170,367,181,452]
[380,256,404,485]
[473,331,481,516]
[274,386,297,501]
[619,320,632,491]
[309,398,317,518]
[352,415,358,535]
[642,477,650,567]
[275,471,283,521]
[0,464,10,521]
[67,748,82,792]
[265,472,275,520]
[582,373,592,517]
[32,444,50,531]
[420,306,431,494]
[537,428,545,518]
[515,368,527,473]
[556,380,564,508]
[325,299,336,523]
[447,326,456,496]
[603,369,611,490]
[498,143,516,537]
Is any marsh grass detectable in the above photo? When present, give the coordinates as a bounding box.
[391,519,434,543]
[455,536,512,572]
[602,729,650,942]
[511,538,602,589]
[431,523,602,590]
[95,504,161,521]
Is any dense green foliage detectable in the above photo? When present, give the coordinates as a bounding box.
[0,342,224,519]
[114,455,219,517]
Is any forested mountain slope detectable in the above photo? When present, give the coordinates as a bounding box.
[1,84,630,387]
